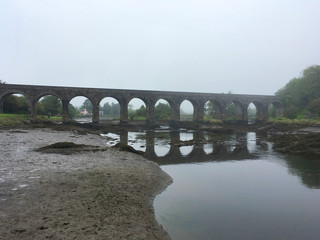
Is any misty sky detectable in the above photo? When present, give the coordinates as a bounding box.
[1,0,320,96]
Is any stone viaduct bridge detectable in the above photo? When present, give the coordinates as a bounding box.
[0,84,281,124]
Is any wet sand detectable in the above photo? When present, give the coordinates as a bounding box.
[0,128,172,239]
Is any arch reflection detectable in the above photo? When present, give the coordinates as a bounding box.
[106,130,265,165]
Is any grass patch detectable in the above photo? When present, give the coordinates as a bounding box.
[36,115,63,122]
[0,114,63,126]
[267,117,320,125]
[180,114,193,121]
[0,114,30,125]
[132,116,146,121]
[203,117,223,124]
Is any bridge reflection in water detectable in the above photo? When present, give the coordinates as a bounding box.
[102,129,320,189]
[103,130,272,166]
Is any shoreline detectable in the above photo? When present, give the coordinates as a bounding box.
[0,128,172,239]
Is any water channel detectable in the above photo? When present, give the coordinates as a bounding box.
[102,128,320,240]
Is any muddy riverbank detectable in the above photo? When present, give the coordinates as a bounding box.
[0,128,172,240]
[266,125,320,156]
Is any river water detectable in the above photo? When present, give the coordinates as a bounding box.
[102,129,320,240]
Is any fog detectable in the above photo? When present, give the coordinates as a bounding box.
[1,0,319,95]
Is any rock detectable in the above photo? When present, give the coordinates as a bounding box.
[113,143,144,155]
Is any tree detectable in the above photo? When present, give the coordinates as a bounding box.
[101,102,112,115]
[100,102,120,116]
[205,101,218,119]
[38,95,62,116]
[268,105,276,118]
[127,105,146,120]
[128,104,135,120]
[247,105,257,120]
[135,105,146,118]
[68,104,77,119]
[3,95,28,114]
[307,98,320,117]
[225,102,237,120]
[154,103,170,120]
[111,102,120,115]
[276,65,320,118]
[80,99,92,113]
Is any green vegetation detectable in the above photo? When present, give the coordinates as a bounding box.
[204,94,240,121]
[68,104,77,118]
[37,95,76,119]
[0,114,29,125]
[225,102,238,120]
[267,117,319,125]
[80,99,93,113]
[2,95,77,119]
[128,103,171,121]
[37,95,62,116]
[180,114,193,121]
[276,65,320,119]
[100,102,120,116]
[203,118,223,123]
[3,95,29,114]
[128,105,146,120]
[0,114,62,126]
[247,107,257,121]
[205,101,219,120]
[154,103,170,120]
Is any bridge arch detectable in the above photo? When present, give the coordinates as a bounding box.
[0,89,29,100]
[154,99,172,121]
[203,132,216,154]
[179,130,194,155]
[204,100,223,121]
[35,92,67,122]
[251,101,268,122]
[203,142,213,154]
[154,130,171,157]
[247,102,257,123]
[246,101,268,123]
[128,97,147,121]
[36,94,63,120]
[0,92,30,115]
[34,91,64,103]
[69,96,94,123]
[180,99,195,121]
[223,100,246,121]
[99,97,120,121]
[268,101,283,118]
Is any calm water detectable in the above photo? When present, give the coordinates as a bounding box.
[102,129,320,240]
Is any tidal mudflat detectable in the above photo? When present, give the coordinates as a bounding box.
[0,128,172,240]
